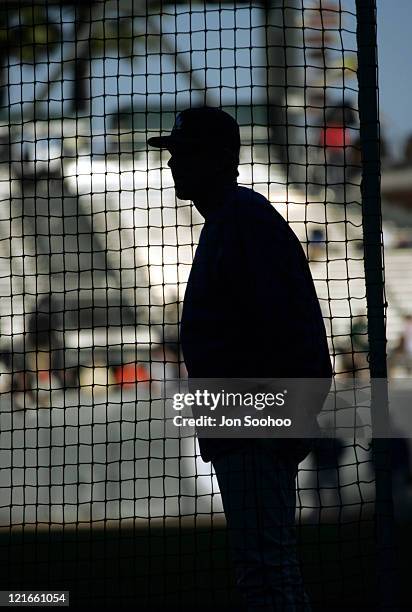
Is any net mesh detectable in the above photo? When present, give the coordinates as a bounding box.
[0,0,387,608]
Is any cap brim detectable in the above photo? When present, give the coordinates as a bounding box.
[147,135,174,148]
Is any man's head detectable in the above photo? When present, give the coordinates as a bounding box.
[147,107,240,200]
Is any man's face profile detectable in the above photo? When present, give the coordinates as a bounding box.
[148,107,240,201]
[167,144,212,200]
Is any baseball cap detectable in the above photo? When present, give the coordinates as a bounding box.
[147,106,241,155]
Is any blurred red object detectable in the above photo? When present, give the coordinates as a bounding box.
[114,363,150,385]
[319,126,350,148]
[38,370,50,383]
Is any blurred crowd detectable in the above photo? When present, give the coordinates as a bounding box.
[0,296,182,409]
[388,314,412,376]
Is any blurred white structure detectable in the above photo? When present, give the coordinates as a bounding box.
[0,132,400,528]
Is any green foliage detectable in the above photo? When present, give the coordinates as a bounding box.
[0,6,60,63]
[90,17,134,58]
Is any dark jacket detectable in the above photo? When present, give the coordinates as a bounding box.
[180,185,332,461]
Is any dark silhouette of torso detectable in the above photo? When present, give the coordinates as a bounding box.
[180,185,332,461]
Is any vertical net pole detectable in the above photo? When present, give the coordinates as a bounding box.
[356,1,398,609]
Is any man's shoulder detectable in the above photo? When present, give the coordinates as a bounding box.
[228,187,308,263]
[232,186,293,236]
[235,185,271,210]
[234,186,285,221]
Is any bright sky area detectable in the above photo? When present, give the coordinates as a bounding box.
[377,0,412,159]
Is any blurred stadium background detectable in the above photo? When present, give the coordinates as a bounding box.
[0,0,409,609]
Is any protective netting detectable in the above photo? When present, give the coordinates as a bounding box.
[0,1,392,609]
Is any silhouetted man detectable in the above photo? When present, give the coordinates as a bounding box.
[148,107,332,611]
